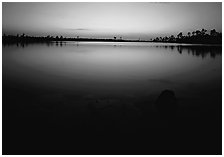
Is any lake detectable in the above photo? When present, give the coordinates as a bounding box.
[3,42,222,154]
[3,42,221,96]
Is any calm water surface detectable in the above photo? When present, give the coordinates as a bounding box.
[3,42,222,155]
[3,42,221,99]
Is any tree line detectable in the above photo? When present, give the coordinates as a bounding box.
[2,28,222,45]
[152,29,221,44]
[2,34,141,44]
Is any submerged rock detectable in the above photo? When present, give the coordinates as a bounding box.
[155,89,177,113]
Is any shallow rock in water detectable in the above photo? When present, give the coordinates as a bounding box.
[155,89,177,112]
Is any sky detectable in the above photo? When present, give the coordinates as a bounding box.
[2,2,222,40]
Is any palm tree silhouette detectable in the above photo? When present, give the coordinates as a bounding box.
[201,28,207,36]
[187,32,191,37]
[195,30,201,36]
[177,32,183,39]
[210,29,217,36]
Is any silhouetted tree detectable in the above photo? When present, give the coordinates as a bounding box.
[201,28,207,36]
[187,32,191,37]
[164,36,168,42]
[2,28,222,45]
[210,29,217,36]
[21,33,25,38]
[195,30,201,36]
[151,28,221,44]
[169,35,175,42]
[46,35,50,41]
[177,32,183,39]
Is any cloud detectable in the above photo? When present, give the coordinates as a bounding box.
[65,28,92,31]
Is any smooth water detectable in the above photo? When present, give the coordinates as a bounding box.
[3,42,221,99]
[3,42,222,155]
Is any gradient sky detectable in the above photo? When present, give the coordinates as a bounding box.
[2,2,222,40]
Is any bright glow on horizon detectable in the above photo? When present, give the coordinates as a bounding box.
[2,2,222,39]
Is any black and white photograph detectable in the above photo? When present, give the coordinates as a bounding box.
[2,2,222,155]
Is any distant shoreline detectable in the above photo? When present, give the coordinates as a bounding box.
[52,40,222,46]
[3,39,222,47]
[2,34,222,46]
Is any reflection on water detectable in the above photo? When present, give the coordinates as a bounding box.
[152,45,221,58]
[3,42,221,96]
[3,41,221,58]
[3,42,222,154]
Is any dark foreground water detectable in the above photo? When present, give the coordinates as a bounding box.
[3,42,222,154]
